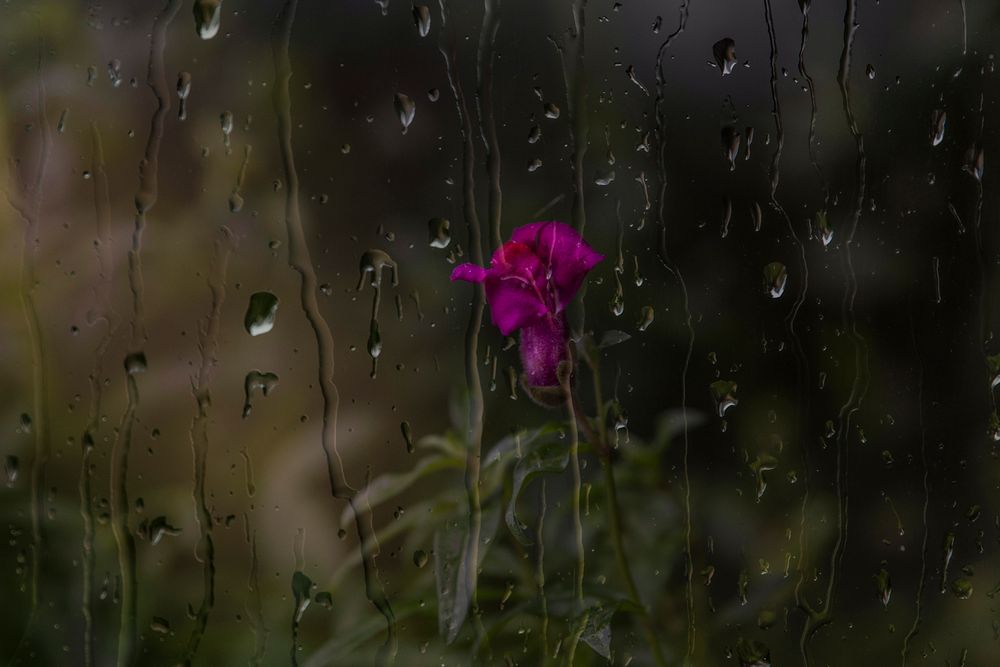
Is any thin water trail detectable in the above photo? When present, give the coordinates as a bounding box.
[900,301,930,665]
[271,1,396,661]
[536,481,549,659]
[476,0,502,254]
[796,0,828,202]
[110,4,182,665]
[79,122,118,667]
[652,3,696,661]
[764,2,815,660]
[4,34,52,666]
[967,87,993,433]
[438,0,487,649]
[246,529,269,666]
[547,1,589,234]
[182,226,237,665]
[801,1,870,660]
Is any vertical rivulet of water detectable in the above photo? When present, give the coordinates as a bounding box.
[476,0,502,255]
[763,3,815,661]
[271,1,396,661]
[800,2,870,661]
[110,4,181,665]
[437,0,487,648]
[900,300,930,665]
[796,0,828,203]
[652,2,696,661]
[79,122,118,667]
[5,35,52,665]
[182,226,237,665]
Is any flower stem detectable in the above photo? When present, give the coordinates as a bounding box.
[579,358,667,667]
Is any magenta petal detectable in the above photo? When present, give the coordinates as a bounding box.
[451,263,488,283]
[484,274,548,336]
[519,314,567,387]
[516,221,603,310]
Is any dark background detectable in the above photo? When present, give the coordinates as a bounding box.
[1,0,999,664]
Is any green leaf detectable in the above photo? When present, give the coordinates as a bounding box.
[339,454,462,527]
[434,497,501,644]
[580,604,617,660]
[504,439,570,545]
[598,329,631,348]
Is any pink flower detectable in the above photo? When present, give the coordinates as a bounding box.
[451,221,603,387]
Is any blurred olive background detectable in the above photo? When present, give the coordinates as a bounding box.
[2,0,1000,665]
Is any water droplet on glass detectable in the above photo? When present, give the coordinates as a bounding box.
[710,380,739,417]
[244,292,279,337]
[107,59,123,88]
[193,0,222,40]
[400,421,414,453]
[930,109,946,146]
[594,169,615,186]
[712,38,737,75]
[763,262,787,299]
[242,370,278,418]
[4,455,18,486]
[722,125,740,170]
[176,71,191,121]
[428,217,451,248]
[412,4,431,37]
[871,564,894,613]
[394,93,416,134]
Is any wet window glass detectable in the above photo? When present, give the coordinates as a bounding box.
[1,0,998,665]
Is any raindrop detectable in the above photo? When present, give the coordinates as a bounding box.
[709,380,739,417]
[412,4,431,37]
[815,209,833,246]
[292,570,313,622]
[193,0,223,40]
[763,262,787,299]
[244,292,279,337]
[107,59,123,88]
[176,72,191,121]
[751,201,762,232]
[242,371,278,418]
[428,217,451,248]
[873,563,892,608]
[930,109,946,146]
[637,306,654,332]
[357,250,399,378]
[722,125,740,170]
[394,93,416,134]
[735,638,771,667]
[4,455,18,486]
[220,110,234,153]
[952,578,973,599]
[401,421,414,453]
[150,617,171,634]
[543,102,560,119]
[594,169,615,186]
[124,351,148,375]
[712,38,737,75]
